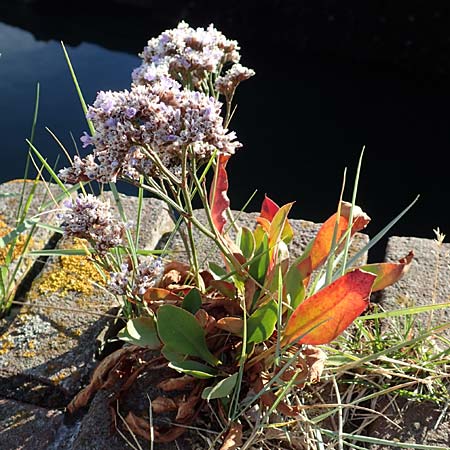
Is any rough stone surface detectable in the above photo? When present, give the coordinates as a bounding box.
[102,191,174,251]
[0,398,63,450]
[378,236,450,338]
[65,364,206,450]
[0,194,173,408]
[0,180,64,312]
[168,209,369,268]
[368,399,450,449]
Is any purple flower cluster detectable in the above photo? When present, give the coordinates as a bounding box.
[60,194,124,254]
[215,64,255,98]
[132,21,240,88]
[59,80,241,184]
[108,257,164,296]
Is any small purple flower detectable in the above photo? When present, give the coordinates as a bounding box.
[105,117,118,127]
[80,132,93,148]
[125,107,137,119]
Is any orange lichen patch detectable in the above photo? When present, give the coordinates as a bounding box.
[22,350,37,358]
[34,237,106,297]
[50,371,70,385]
[0,218,33,265]
[0,335,13,355]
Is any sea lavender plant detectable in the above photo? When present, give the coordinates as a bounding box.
[50,22,419,448]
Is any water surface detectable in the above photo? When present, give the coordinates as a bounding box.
[1,5,450,261]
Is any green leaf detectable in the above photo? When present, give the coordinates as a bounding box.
[182,288,202,314]
[0,219,37,248]
[118,317,161,349]
[209,262,228,279]
[157,305,220,366]
[247,299,278,344]
[161,344,185,363]
[249,233,269,285]
[168,361,217,379]
[237,226,255,260]
[284,263,306,312]
[269,202,294,246]
[201,373,239,400]
[0,266,8,296]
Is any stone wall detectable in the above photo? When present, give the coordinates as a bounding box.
[0,180,448,449]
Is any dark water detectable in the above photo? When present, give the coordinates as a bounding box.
[1,1,450,261]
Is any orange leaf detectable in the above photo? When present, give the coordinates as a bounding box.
[360,251,414,292]
[297,202,371,283]
[283,269,376,345]
[209,154,231,234]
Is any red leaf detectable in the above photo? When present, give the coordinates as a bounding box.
[209,154,231,234]
[282,269,376,345]
[260,195,280,221]
[360,251,414,292]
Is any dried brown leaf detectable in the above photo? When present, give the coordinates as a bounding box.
[151,396,178,414]
[195,309,209,328]
[303,345,326,383]
[161,269,182,287]
[216,317,243,335]
[124,411,151,440]
[67,345,138,414]
[157,375,196,392]
[142,287,180,303]
[254,374,300,418]
[175,387,203,422]
[220,422,243,450]
[245,278,257,311]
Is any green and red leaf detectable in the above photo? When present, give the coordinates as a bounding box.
[360,251,414,292]
[282,269,376,346]
[209,154,230,234]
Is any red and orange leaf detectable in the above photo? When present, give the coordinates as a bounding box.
[310,203,370,269]
[260,195,280,221]
[209,154,231,234]
[360,251,414,292]
[282,269,376,346]
[297,202,371,283]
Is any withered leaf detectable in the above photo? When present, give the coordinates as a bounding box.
[151,396,178,414]
[124,411,150,440]
[67,345,138,414]
[220,422,243,450]
[216,317,243,335]
[157,375,196,392]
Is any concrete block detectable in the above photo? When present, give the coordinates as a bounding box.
[378,236,450,338]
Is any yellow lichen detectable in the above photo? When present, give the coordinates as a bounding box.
[35,237,106,296]
[0,218,33,265]
[22,350,36,358]
[0,336,13,355]
[27,340,35,349]
[50,371,70,385]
